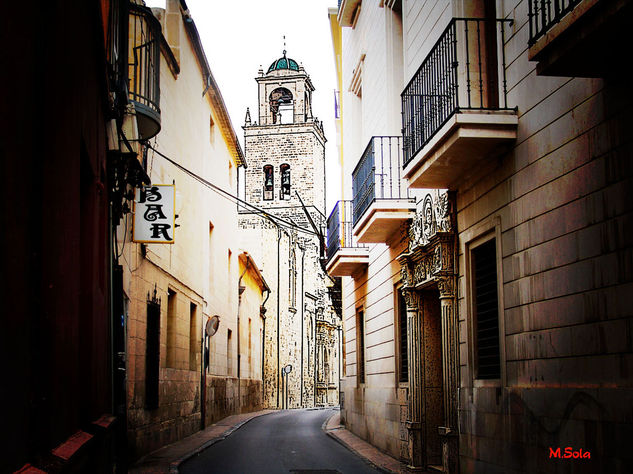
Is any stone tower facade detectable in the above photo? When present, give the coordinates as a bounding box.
[239,52,340,409]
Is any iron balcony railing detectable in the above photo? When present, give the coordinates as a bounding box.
[528,0,582,45]
[128,2,161,139]
[401,18,514,168]
[326,200,367,262]
[352,136,410,226]
[106,0,128,100]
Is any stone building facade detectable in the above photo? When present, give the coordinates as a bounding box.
[119,0,268,461]
[239,53,341,408]
[329,0,632,472]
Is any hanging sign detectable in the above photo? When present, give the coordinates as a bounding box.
[133,184,176,243]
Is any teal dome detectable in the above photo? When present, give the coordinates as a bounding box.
[267,53,300,73]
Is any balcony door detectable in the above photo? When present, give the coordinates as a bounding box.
[483,0,499,108]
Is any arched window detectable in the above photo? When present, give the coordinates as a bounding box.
[263,165,273,200]
[280,163,291,200]
[269,87,293,124]
[289,247,296,308]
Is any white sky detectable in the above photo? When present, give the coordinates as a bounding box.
[146,0,341,211]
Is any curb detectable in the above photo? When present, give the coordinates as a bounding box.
[170,410,275,473]
[322,410,393,474]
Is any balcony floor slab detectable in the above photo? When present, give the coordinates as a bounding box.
[353,199,416,244]
[404,111,518,189]
[326,247,369,277]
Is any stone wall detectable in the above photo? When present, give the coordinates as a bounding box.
[204,377,262,426]
[453,1,633,471]
[340,231,410,462]
[122,3,264,462]
[239,60,340,411]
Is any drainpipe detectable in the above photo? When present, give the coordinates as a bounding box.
[314,311,317,407]
[201,317,206,430]
[300,246,305,407]
[261,288,270,404]
[238,260,249,413]
[277,226,282,409]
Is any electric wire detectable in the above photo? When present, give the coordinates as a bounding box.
[146,144,320,237]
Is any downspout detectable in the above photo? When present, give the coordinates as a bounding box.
[314,311,317,406]
[201,317,206,430]
[261,288,270,404]
[300,246,305,407]
[238,260,249,413]
[277,226,282,409]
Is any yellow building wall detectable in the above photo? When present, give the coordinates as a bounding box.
[120,2,260,459]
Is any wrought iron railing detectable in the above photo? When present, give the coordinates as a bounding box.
[528,0,582,45]
[401,18,514,167]
[106,0,127,99]
[326,200,367,262]
[352,136,410,226]
[128,2,161,139]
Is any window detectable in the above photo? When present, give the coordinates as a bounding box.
[269,87,293,124]
[209,222,214,290]
[396,289,408,383]
[166,289,177,368]
[189,303,198,370]
[356,309,365,384]
[263,165,274,200]
[145,294,161,409]
[227,329,233,376]
[248,318,252,377]
[280,163,291,200]
[228,249,233,307]
[289,248,296,307]
[472,238,501,380]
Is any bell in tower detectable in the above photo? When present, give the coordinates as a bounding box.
[256,50,315,126]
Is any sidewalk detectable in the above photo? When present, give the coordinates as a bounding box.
[323,410,411,474]
[130,407,412,473]
[129,410,275,473]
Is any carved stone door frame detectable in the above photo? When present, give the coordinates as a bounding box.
[397,190,458,473]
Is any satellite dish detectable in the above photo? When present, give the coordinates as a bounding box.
[206,315,220,337]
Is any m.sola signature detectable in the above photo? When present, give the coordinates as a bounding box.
[549,447,591,459]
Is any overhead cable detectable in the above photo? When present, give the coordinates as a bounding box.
[147,144,320,237]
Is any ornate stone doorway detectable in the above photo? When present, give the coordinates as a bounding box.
[399,190,458,473]
[420,288,444,467]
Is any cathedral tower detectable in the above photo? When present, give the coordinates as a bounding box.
[243,51,326,226]
[239,52,339,409]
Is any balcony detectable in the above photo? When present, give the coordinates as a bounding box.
[528,0,633,77]
[326,200,369,277]
[352,136,416,244]
[128,3,162,140]
[402,18,518,190]
[337,0,361,27]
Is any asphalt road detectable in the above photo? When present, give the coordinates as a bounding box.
[179,408,381,474]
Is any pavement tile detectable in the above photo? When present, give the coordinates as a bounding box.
[323,411,413,474]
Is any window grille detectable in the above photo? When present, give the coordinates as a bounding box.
[145,288,161,409]
[473,239,501,379]
[357,309,365,384]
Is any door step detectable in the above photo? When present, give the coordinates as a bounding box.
[427,465,444,472]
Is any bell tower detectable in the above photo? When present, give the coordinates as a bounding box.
[242,51,326,226]
[256,50,314,126]
[239,52,339,410]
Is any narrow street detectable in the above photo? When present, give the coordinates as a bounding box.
[180,408,380,474]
